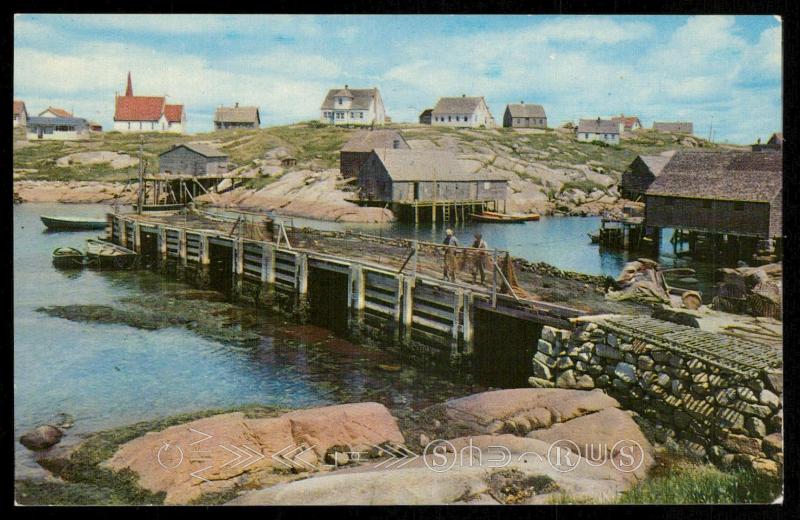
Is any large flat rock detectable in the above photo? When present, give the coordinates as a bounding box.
[104,402,404,504]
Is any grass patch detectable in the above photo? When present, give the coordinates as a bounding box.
[616,463,781,504]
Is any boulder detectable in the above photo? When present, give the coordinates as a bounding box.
[20,425,63,451]
[104,403,404,504]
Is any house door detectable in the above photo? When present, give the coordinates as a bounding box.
[37,127,43,139]
[413,182,420,201]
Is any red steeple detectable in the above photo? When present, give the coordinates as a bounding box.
[125,71,133,97]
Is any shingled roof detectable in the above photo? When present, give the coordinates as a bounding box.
[341,130,408,152]
[214,105,260,124]
[115,95,165,121]
[432,96,486,114]
[160,143,228,158]
[621,151,676,194]
[320,87,380,110]
[653,122,693,134]
[611,114,641,130]
[646,150,782,202]
[371,149,504,182]
[506,103,546,118]
[578,118,620,134]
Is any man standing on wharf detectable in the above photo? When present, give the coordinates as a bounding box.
[442,229,459,282]
[471,233,488,285]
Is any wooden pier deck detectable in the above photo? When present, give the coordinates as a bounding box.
[105,209,645,368]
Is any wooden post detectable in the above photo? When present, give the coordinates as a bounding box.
[462,290,473,356]
[200,235,210,265]
[296,253,308,294]
[491,248,498,308]
[118,218,127,248]
[159,228,167,260]
[133,222,141,254]
[452,289,463,342]
[179,230,187,267]
[432,203,436,224]
[401,275,415,339]
[414,204,419,224]
[235,239,244,275]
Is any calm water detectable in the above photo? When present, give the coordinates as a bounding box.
[14,203,722,478]
[280,212,721,297]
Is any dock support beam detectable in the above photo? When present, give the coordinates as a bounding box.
[179,230,187,267]
[401,276,415,343]
[462,290,473,356]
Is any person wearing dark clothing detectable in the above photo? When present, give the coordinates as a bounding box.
[471,233,488,285]
[442,229,459,282]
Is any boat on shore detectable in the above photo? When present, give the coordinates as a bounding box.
[41,215,107,231]
[85,239,136,269]
[52,247,85,268]
[471,211,540,223]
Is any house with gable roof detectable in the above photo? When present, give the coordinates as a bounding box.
[320,85,386,126]
[431,95,495,128]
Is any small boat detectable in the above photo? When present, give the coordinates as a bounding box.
[52,247,85,268]
[41,215,107,231]
[588,232,600,244]
[471,211,540,223]
[85,239,136,269]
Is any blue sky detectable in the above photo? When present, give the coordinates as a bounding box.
[14,14,781,143]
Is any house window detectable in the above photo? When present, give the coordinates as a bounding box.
[702,200,712,208]
[127,122,131,129]
[338,98,343,105]
[448,116,452,122]
[734,201,745,211]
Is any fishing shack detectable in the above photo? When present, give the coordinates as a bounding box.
[159,143,229,176]
[356,149,508,222]
[644,150,782,261]
[339,129,409,178]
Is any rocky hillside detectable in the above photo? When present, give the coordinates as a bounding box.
[13,123,737,221]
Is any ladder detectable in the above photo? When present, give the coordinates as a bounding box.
[442,205,451,222]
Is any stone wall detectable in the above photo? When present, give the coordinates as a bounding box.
[529,320,783,478]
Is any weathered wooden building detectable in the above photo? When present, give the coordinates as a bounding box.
[577,118,620,145]
[214,103,260,130]
[418,108,433,125]
[158,143,229,176]
[645,150,782,239]
[358,149,507,203]
[340,129,410,178]
[503,102,547,128]
[653,121,693,134]
[620,151,675,201]
[752,132,783,152]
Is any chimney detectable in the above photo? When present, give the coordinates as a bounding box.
[597,117,601,123]
[520,100,524,104]
[345,84,349,89]
[462,94,466,97]
[235,102,239,108]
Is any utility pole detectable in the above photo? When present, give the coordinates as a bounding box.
[137,135,144,215]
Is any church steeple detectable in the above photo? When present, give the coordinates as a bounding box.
[125,71,133,97]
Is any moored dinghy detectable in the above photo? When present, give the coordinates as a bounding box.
[41,215,107,231]
[471,210,540,223]
[52,247,86,268]
[85,239,137,269]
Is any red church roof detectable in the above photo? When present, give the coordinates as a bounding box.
[164,104,184,123]
[114,95,165,122]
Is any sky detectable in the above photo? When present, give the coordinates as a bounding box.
[14,14,782,144]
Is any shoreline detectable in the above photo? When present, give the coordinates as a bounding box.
[14,179,631,223]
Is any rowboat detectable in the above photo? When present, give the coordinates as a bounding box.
[41,215,107,231]
[471,211,540,223]
[588,232,600,244]
[52,247,85,268]
[85,239,136,269]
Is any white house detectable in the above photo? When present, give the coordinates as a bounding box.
[13,100,27,128]
[320,85,386,126]
[26,116,89,141]
[431,95,496,128]
[113,72,185,134]
[577,118,620,145]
